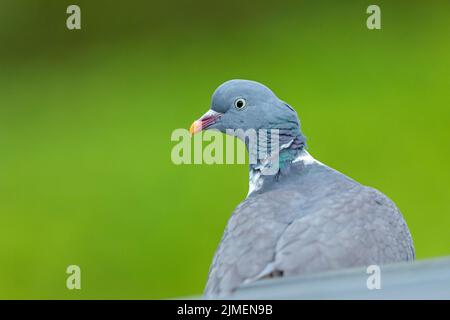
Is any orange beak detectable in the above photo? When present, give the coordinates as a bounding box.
[189,120,203,135]
[189,110,222,135]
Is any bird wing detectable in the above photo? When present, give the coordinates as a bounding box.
[273,185,415,276]
[205,184,414,297]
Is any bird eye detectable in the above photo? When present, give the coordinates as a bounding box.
[234,98,246,110]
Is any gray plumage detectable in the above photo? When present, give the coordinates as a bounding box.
[191,80,414,298]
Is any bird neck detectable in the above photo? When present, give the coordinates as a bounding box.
[247,131,306,196]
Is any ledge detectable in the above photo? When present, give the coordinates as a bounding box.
[227,256,450,299]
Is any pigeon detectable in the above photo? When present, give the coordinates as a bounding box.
[189,79,415,298]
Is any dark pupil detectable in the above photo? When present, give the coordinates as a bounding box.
[237,100,244,108]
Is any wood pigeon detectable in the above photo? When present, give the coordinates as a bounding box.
[189,79,415,298]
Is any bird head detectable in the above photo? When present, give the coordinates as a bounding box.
[189,79,303,140]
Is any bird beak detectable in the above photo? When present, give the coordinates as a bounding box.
[189,110,222,135]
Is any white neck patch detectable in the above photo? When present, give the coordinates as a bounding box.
[292,150,321,165]
[247,149,321,197]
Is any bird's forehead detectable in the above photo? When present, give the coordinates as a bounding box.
[212,80,275,102]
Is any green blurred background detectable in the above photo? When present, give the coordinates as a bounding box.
[0,0,449,299]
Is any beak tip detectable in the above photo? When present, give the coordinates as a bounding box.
[190,109,222,135]
[189,120,202,135]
